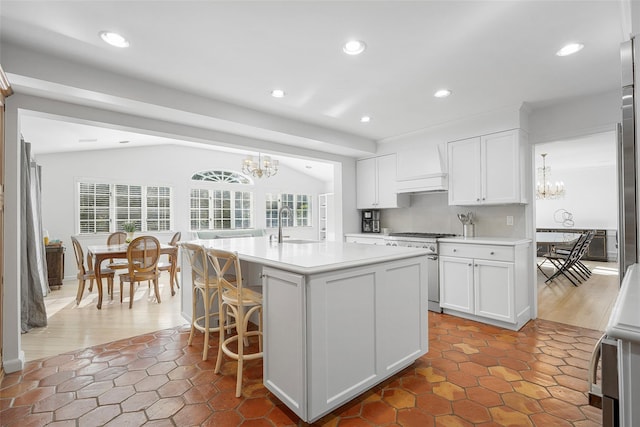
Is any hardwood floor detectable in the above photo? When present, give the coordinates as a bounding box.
[537,259,619,331]
[21,273,188,362]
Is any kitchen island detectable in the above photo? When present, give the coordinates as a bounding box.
[181,237,430,422]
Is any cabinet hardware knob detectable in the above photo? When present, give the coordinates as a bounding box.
[476,198,480,201]
[482,197,486,200]
[453,249,457,252]
[468,263,472,266]
[490,251,495,255]
[475,264,478,267]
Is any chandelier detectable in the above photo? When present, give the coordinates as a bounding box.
[242,153,279,178]
[536,153,565,199]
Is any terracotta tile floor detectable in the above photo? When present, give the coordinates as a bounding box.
[1,313,603,426]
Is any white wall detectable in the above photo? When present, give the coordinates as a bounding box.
[36,144,329,278]
[535,164,618,230]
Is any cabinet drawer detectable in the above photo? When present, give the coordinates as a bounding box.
[439,243,514,262]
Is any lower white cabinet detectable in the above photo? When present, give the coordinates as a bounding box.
[439,239,530,330]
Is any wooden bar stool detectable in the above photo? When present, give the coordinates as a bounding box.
[207,248,263,397]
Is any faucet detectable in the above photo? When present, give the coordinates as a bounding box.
[278,205,293,243]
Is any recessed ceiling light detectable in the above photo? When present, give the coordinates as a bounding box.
[434,89,452,98]
[271,89,285,98]
[119,140,130,144]
[343,40,366,55]
[360,116,371,123]
[99,31,129,48]
[556,43,584,57]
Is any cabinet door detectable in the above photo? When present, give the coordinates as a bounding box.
[439,256,474,313]
[356,157,378,209]
[448,137,481,205]
[474,259,514,322]
[376,154,399,208]
[482,130,520,204]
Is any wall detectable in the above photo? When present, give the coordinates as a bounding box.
[535,164,618,230]
[381,193,527,238]
[36,144,329,278]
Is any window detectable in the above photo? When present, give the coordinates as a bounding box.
[190,189,253,230]
[265,193,312,228]
[189,169,254,231]
[77,182,172,233]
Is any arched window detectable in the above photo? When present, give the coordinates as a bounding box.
[191,170,252,184]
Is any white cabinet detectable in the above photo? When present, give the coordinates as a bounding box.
[448,129,527,206]
[318,193,334,241]
[344,234,386,245]
[439,240,530,330]
[356,154,409,209]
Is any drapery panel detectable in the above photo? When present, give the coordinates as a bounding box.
[20,140,47,332]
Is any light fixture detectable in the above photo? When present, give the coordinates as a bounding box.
[271,89,285,98]
[343,40,366,55]
[536,153,565,199]
[99,31,129,48]
[434,89,452,98]
[242,153,279,178]
[556,43,584,57]
[360,115,371,123]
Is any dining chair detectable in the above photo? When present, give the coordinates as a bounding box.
[207,248,263,397]
[540,231,591,286]
[106,231,129,271]
[71,236,116,305]
[158,231,181,290]
[119,235,162,308]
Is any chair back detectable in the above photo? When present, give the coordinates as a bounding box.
[182,242,217,284]
[71,236,88,276]
[207,249,244,297]
[126,235,161,277]
[108,231,127,245]
[169,231,181,246]
[576,230,596,259]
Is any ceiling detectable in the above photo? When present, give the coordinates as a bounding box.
[0,1,629,164]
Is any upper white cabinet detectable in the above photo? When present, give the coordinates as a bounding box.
[356,154,409,209]
[448,129,527,206]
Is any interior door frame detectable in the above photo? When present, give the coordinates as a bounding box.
[0,65,14,382]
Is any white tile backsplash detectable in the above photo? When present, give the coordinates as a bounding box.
[380,192,527,238]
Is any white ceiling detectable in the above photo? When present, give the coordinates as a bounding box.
[0,1,629,166]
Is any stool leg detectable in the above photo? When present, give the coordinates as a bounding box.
[188,286,198,346]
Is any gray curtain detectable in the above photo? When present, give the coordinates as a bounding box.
[20,140,48,332]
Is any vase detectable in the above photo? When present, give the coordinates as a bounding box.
[126,232,134,243]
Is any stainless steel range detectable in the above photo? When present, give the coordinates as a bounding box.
[384,232,457,312]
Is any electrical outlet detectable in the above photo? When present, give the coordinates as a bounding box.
[506,216,514,226]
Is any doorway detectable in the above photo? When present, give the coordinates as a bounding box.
[534,131,619,331]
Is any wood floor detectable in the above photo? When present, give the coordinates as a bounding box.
[21,273,188,362]
[22,259,619,363]
[537,259,619,331]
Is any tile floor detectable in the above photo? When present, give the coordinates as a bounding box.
[1,313,603,426]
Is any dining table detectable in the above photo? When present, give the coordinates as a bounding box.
[87,242,178,309]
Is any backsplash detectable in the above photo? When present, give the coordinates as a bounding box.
[380,192,527,238]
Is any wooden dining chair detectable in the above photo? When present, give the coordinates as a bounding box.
[119,235,161,308]
[207,248,263,397]
[71,236,116,305]
[158,231,181,291]
[106,231,129,271]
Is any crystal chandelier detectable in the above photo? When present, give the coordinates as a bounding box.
[242,153,279,178]
[536,153,565,199]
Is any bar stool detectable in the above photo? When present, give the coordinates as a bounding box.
[207,248,263,397]
[182,243,235,360]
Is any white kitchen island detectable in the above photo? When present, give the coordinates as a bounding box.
[181,237,430,423]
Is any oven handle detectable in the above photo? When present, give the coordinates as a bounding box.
[427,255,438,261]
[588,333,606,408]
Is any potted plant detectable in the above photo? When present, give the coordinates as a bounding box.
[122,221,137,243]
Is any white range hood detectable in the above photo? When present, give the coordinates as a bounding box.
[395,144,448,193]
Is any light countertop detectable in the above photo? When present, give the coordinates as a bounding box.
[438,236,532,246]
[189,236,429,275]
[606,263,640,343]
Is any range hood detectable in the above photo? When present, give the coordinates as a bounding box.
[395,144,448,193]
